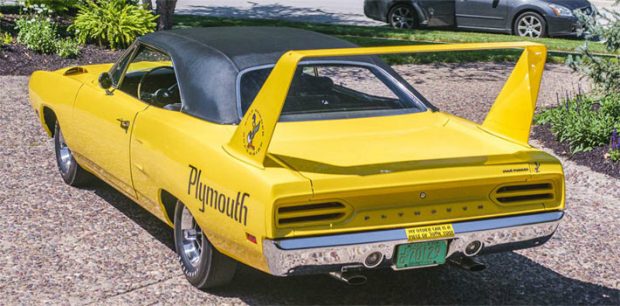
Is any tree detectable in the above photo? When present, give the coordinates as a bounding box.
[156,0,177,31]
[140,0,153,11]
[567,1,620,93]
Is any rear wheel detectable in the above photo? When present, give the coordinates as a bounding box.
[54,122,92,187]
[174,201,237,290]
[514,12,547,38]
[388,4,417,29]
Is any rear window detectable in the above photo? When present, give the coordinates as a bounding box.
[239,63,426,121]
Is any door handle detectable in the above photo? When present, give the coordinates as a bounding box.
[117,118,130,132]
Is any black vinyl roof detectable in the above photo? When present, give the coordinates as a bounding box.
[137,27,400,124]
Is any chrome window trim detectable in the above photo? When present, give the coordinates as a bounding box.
[109,42,185,109]
[235,60,429,120]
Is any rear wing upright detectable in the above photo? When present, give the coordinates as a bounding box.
[224,42,547,168]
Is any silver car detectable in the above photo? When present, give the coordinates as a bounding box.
[364,0,596,37]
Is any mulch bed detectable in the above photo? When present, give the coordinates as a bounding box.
[0,43,123,75]
[532,125,619,179]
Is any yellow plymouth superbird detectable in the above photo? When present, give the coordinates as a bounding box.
[29,27,565,288]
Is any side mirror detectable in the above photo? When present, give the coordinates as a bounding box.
[98,72,113,93]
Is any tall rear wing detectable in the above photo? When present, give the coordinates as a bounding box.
[225,42,547,168]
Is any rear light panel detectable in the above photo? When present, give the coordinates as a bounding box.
[276,202,351,228]
[491,182,556,205]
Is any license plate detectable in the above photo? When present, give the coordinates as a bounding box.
[395,240,447,269]
[405,224,454,241]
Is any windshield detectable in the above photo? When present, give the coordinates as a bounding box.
[239,63,426,121]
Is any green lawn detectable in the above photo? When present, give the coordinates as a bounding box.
[174,15,615,64]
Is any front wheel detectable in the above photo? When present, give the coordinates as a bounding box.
[388,4,417,29]
[514,12,547,38]
[54,122,93,187]
[174,201,237,290]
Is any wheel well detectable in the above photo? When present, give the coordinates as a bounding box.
[160,189,178,226]
[512,9,547,34]
[42,107,57,137]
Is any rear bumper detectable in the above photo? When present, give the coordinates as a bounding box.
[263,211,563,276]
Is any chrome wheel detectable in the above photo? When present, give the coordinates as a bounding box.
[517,15,543,37]
[180,205,204,269]
[390,6,415,29]
[57,128,72,174]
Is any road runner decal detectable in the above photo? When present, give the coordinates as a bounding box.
[242,109,264,156]
[187,165,249,226]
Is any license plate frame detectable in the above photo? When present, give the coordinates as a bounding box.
[394,240,448,270]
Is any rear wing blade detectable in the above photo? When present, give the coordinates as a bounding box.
[224,42,547,168]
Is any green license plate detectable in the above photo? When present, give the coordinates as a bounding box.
[395,240,448,269]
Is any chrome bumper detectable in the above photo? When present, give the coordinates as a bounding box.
[263,211,563,276]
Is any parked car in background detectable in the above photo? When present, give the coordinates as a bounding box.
[364,0,596,37]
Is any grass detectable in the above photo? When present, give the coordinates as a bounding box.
[174,15,615,65]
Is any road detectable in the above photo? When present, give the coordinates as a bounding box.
[174,0,382,25]
[174,0,617,25]
[3,0,616,25]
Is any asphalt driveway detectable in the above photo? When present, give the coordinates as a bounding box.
[1,64,618,304]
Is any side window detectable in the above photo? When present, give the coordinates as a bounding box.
[117,45,181,110]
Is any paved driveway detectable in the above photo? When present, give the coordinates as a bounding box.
[1,64,619,304]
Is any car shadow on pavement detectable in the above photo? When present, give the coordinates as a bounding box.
[90,179,619,305]
[90,180,175,250]
[220,254,619,305]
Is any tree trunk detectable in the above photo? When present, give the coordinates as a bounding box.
[141,0,154,11]
[156,0,178,31]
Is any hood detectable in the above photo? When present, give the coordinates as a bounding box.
[544,0,592,9]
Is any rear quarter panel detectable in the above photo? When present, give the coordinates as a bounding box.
[130,107,313,273]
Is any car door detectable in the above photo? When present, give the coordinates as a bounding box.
[455,0,510,29]
[123,47,187,220]
[417,0,455,27]
[70,45,148,197]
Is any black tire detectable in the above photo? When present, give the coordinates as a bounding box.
[174,201,237,290]
[388,4,417,29]
[513,12,547,38]
[54,122,93,187]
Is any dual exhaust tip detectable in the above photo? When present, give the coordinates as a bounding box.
[329,240,486,285]
[329,271,368,286]
[328,251,384,285]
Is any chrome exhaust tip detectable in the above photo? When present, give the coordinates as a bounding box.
[449,256,486,272]
[329,271,368,286]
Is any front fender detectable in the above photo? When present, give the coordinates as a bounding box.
[28,71,84,138]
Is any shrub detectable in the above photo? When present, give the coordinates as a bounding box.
[567,2,620,93]
[0,32,12,46]
[15,16,57,54]
[24,0,80,14]
[610,128,620,161]
[55,38,80,58]
[70,0,158,50]
[536,94,620,154]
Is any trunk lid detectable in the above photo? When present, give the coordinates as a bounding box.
[268,111,563,237]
